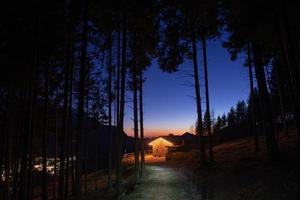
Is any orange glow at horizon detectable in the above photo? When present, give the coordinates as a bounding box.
[124,127,194,138]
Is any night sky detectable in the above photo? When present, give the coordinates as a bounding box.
[125,35,250,138]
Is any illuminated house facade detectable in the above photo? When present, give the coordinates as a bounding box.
[149,137,173,157]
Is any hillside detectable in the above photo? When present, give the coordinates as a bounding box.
[166,131,300,199]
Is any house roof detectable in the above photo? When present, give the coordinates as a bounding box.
[149,137,173,146]
[148,132,198,146]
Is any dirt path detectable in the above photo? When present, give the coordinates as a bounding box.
[120,166,200,200]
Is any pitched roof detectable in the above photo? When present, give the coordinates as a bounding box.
[148,132,198,146]
[149,137,173,146]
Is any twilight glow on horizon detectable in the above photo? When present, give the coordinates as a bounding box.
[124,37,250,138]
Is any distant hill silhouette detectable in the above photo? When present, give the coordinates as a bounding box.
[45,114,134,172]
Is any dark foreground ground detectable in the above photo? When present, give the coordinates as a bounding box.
[84,130,300,200]
[120,166,200,200]
[167,131,300,200]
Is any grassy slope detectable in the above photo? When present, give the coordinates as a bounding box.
[168,131,300,200]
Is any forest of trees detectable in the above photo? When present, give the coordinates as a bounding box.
[1,0,300,199]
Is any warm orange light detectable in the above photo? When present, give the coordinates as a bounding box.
[149,137,173,157]
[149,137,173,146]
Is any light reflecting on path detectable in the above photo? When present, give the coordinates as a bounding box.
[120,166,202,200]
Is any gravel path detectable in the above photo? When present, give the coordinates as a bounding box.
[120,166,201,200]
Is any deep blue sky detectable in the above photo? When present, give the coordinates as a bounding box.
[124,36,250,137]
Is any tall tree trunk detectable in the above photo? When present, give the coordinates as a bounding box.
[19,13,40,200]
[18,86,30,200]
[3,89,11,200]
[26,93,36,200]
[277,5,300,142]
[0,101,5,199]
[201,34,213,163]
[11,88,23,200]
[59,6,74,199]
[247,44,259,151]
[192,33,206,165]
[65,41,74,199]
[278,0,300,98]
[42,64,49,200]
[83,64,90,195]
[116,12,121,127]
[273,58,289,136]
[133,61,139,182]
[1,86,11,200]
[53,90,59,200]
[4,134,10,200]
[252,42,280,160]
[95,142,99,190]
[139,69,145,176]
[58,45,69,200]
[75,1,88,198]
[25,49,39,200]
[116,10,127,195]
[107,31,113,189]
[70,50,75,194]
